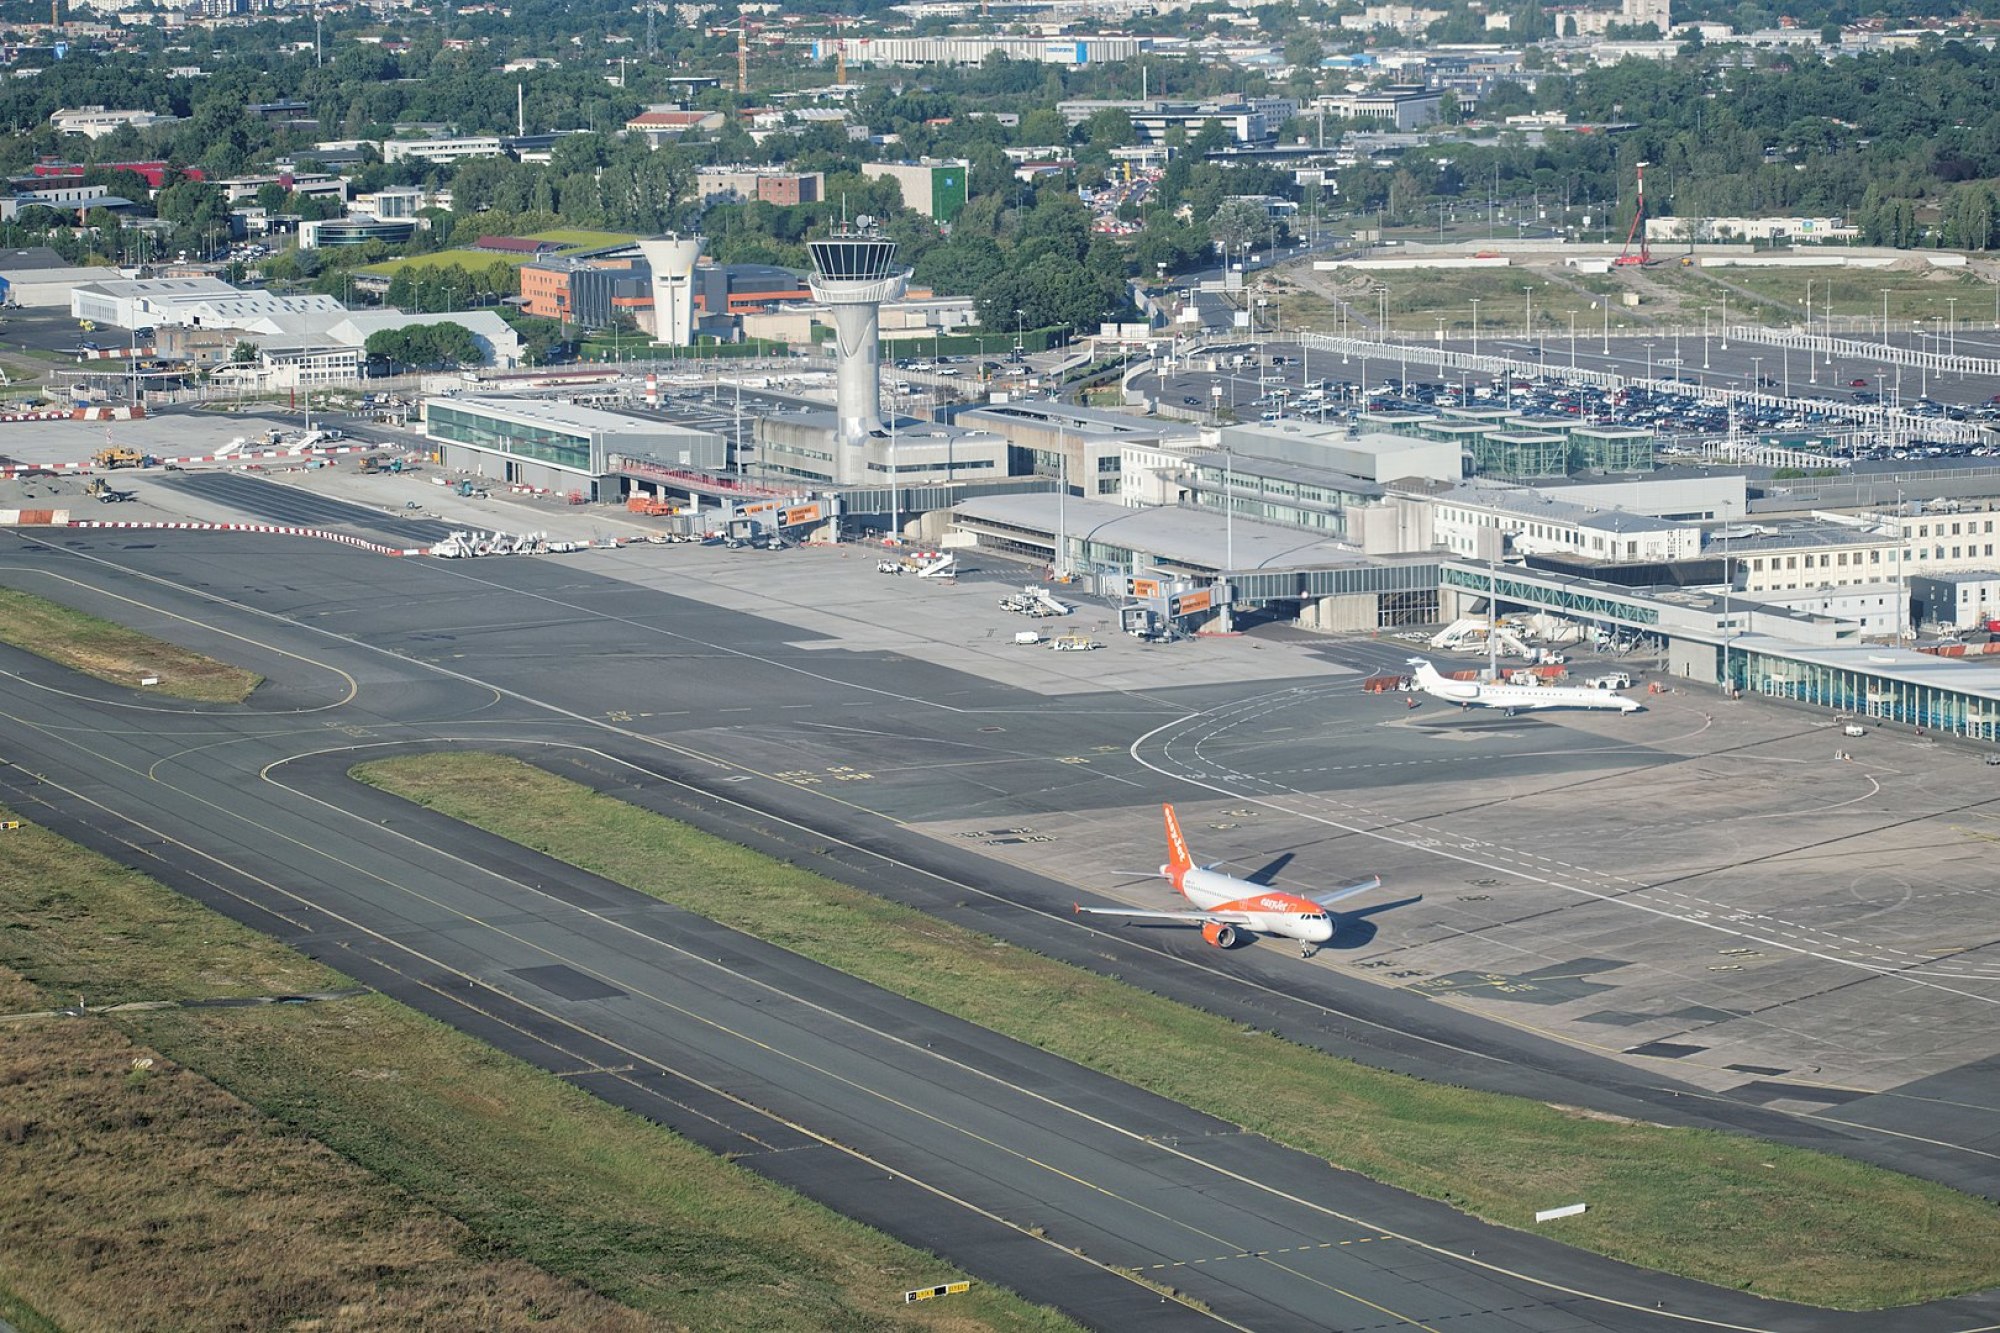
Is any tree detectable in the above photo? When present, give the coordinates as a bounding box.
[364,321,486,370]
[230,340,260,364]
[1208,198,1266,257]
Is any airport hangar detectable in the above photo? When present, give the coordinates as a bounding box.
[950,491,2000,740]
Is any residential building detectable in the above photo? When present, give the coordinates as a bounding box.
[695,166,825,206]
[1338,5,1447,33]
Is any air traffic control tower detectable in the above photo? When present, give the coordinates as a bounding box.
[808,220,908,481]
[638,233,704,347]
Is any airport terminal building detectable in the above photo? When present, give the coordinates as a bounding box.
[424,396,724,499]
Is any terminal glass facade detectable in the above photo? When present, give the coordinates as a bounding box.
[1730,646,2000,739]
[1471,431,1567,479]
[1569,427,1655,472]
[427,403,593,472]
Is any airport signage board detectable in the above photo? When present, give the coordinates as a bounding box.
[780,502,823,526]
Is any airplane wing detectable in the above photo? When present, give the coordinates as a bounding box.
[1307,876,1381,908]
[1073,903,1259,926]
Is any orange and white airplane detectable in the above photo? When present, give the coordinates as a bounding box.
[1074,804,1382,957]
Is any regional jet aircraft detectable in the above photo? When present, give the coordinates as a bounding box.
[1073,804,1382,957]
[1406,657,1641,715]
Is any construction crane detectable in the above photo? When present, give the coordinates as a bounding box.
[1613,161,1652,267]
[708,16,750,94]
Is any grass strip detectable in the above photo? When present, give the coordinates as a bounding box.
[0,586,262,703]
[357,751,2000,1311]
[0,810,1073,1333]
[0,977,649,1333]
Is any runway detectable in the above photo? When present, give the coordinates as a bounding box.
[4,530,2000,1331]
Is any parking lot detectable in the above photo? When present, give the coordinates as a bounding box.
[1138,336,2000,462]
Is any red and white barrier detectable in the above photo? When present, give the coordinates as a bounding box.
[66,519,424,557]
[0,442,380,479]
[0,508,69,525]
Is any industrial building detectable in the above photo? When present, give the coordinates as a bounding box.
[1429,483,1703,563]
[1703,520,1901,593]
[519,254,655,328]
[1056,97,1293,145]
[958,402,1195,499]
[381,136,505,164]
[71,278,343,330]
[423,396,725,499]
[1313,86,1443,131]
[0,246,142,308]
[811,35,1147,66]
[299,218,419,248]
[1912,571,2000,632]
[861,160,971,223]
[624,109,727,147]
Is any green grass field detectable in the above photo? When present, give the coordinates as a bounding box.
[0,586,262,703]
[361,229,640,277]
[1676,264,1998,327]
[1301,265,1647,337]
[356,751,2000,1312]
[0,808,1072,1333]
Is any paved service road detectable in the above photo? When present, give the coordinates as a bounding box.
[3,532,1999,1332]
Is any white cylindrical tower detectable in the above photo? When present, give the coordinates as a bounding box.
[637,233,704,347]
[808,225,908,483]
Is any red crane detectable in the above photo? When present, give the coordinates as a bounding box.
[1613,161,1652,266]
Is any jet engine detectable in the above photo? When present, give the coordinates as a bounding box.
[1200,921,1239,949]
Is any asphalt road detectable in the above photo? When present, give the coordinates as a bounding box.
[151,471,455,544]
[4,531,2000,1331]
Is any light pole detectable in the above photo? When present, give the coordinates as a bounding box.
[1470,298,1480,358]
[1702,306,1711,369]
[1804,279,1812,333]
[1947,297,1958,357]
[1752,355,1763,394]
[1880,287,1892,341]
[1218,447,1235,632]
[1568,311,1576,369]
[1644,341,1654,382]
[1523,287,1532,338]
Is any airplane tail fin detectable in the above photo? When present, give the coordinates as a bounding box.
[1162,803,1194,874]
[1405,657,1444,690]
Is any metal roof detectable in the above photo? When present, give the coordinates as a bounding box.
[1732,634,2000,699]
[1441,483,1691,534]
[954,492,1368,573]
